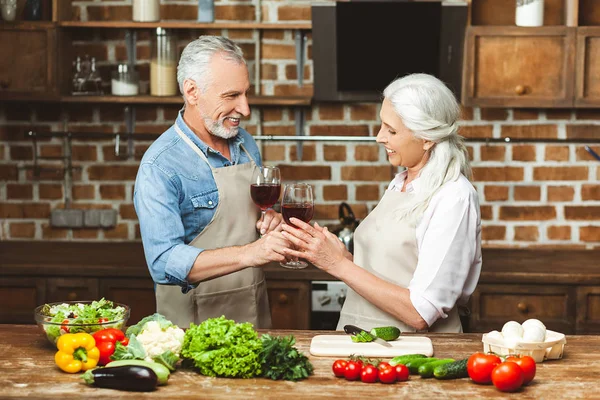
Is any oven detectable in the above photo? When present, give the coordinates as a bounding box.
[310,280,348,330]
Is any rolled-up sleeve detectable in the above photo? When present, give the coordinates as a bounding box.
[408,192,481,327]
[134,163,201,293]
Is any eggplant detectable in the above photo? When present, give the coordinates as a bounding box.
[82,365,158,392]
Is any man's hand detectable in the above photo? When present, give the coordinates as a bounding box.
[256,209,283,235]
[245,231,289,266]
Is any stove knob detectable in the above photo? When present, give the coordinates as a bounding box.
[318,295,332,306]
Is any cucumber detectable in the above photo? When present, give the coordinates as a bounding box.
[405,357,440,374]
[389,354,427,366]
[433,358,469,380]
[370,326,401,341]
[417,359,455,378]
[106,360,170,385]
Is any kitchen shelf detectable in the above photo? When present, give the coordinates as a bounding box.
[59,21,311,30]
[0,21,56,29]
[0,94,312,107]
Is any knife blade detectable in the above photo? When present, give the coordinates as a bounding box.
[343,324,393,348]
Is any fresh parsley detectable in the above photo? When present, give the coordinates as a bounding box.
[260,334,313,381]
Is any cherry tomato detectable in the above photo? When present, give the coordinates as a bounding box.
[394,364,409,382]
[332,359,348,378]
[505,355,536,385]
[98,317,109,323]
[360,364,378,383]
[60,319,70,334]
[377,361,391,370]
[344,361,362,381]
[491,362,525,392]
[378,365,396,384]
[467,352,502,384]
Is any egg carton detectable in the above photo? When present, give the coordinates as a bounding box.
[481,329,566,363]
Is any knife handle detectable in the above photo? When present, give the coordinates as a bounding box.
[343,324,363,335]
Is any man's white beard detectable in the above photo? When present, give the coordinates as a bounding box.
[204,116,239,139]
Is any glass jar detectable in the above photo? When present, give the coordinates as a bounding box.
[112,64,139,96]
[132,0,160,22]
[150,28,178,96]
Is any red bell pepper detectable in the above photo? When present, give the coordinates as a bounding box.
[92,328,129,366]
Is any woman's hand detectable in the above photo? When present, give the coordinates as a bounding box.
[256,209,283,235]
[281,218,347,272]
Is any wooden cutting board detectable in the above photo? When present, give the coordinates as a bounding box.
[309,334,434,358]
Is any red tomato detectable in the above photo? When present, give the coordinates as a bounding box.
[344,361,362,381]
[467,352,502,384]
[377,361,391,370]
[332,359,348,378]
[505,355,536,385]
[378,365,396,384]
[360,364,378,383]
[394,364,410,382]
[491,362,525,392]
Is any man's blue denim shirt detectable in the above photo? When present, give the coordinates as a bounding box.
[133,111,262,293]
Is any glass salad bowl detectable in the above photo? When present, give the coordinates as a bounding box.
[34,299,130,345]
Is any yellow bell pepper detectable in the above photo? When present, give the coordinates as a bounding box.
[54,332,100,373]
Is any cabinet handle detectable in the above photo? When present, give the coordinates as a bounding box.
[67,292,77,301]
[515,85,526,96]
[517,302,528,313]
[277,294,289,305]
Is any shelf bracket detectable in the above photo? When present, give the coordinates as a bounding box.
[294,30,306,88]
[294,108,305,160]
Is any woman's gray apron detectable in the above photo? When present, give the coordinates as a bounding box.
[337,189,462,333]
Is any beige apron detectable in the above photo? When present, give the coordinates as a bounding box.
[155,125,272,329]
[337,189,462,333]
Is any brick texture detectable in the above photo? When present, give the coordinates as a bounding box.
[0,4,598,247]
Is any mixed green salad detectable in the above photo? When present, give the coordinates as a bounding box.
[37,298,127,343]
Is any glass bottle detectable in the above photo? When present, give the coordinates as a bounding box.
[24,0,42,21]
[150,28,178,96]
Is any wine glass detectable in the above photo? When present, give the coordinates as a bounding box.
[280,183,314,269]
[250,166,281,231]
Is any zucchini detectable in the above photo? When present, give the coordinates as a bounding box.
[433,358,469,380]
[106,360,170,385]
[389,354,427,366]
[405,357,440,374]
[82,365,158,392]
[418,359,455,378]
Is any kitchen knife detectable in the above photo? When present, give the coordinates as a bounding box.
[343,324,393,348]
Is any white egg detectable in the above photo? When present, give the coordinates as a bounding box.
[522,325,546,342]
[522,319,546,331]
[486,330,504,342]
[501,321,524,339]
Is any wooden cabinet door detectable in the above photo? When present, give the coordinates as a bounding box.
[0,23,57,96]
[100,279,156,326]
[0,278,46,324]
[46,278,99,303]
[463,26,575,108]
[267,280,310,330]
[575,27,600,107]
[576,286,600,334]
[470,284,576,334]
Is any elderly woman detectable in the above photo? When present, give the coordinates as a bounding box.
[281,73,482,333]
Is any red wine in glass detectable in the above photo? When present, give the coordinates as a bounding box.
[280,183,314,269]
[282,203,314,226]
[251,184,281,210]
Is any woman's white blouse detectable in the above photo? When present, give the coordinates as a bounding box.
[388,171,482,327]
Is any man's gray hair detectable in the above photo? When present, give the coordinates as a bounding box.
[177,35,246,97]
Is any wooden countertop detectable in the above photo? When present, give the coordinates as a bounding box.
[1,325,598,399]
[2,241,600,284]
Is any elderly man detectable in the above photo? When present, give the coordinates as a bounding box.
[134,36,287,328]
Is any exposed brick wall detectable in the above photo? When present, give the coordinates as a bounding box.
[1,0,599,249]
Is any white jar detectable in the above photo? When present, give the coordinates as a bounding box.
[112,64,139,96]
[133,0,160,22]
[515,0,544,27]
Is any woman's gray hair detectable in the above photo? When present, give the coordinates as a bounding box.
[177,35,246,99]
[383,73,472,220]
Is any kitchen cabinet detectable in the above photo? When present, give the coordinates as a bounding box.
[46,278,99,303]
[0,277,46,324]
[0,23,58,98]
[462,26,576,108]
[575,27,600,107]
[576,286,600,333]
[266,280,310,330]
[469,284,577,334]
[99,278,156,325]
